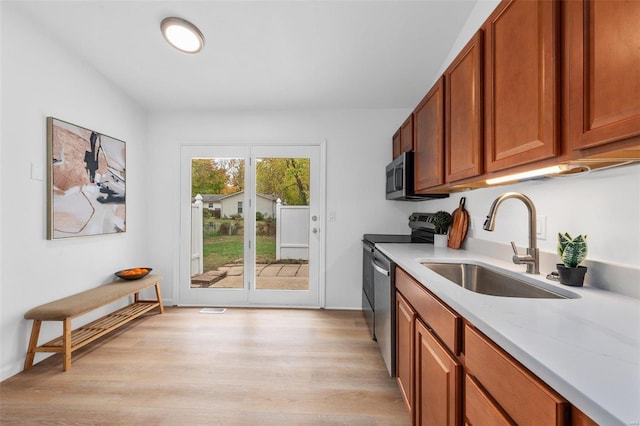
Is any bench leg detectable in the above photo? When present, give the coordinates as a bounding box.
[23,320,42,371]
[154,283,165,314]
[63,318,72,371]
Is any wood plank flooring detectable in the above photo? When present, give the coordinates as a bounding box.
[1,308,410,425]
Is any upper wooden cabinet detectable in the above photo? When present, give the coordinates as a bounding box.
[400,115,414,154]
[392,129,401,159]
[565,0,640,151]
[414,77,445,192]
[484,0,560,172]
[445,30,484,183]
[392,116,414,160]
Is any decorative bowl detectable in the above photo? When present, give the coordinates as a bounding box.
[115,267,152,280]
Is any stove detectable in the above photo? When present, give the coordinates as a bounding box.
[362,213,436,376]
[363,212,437,246]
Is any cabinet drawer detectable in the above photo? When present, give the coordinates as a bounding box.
[464,324,569,425]
[395,267,460,354]
[465,374,514,426]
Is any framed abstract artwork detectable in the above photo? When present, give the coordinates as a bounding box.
[47,117,126,239]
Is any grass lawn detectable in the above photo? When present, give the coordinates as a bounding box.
[203,235,276,271]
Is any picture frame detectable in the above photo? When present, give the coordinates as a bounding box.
[47,117,126,239]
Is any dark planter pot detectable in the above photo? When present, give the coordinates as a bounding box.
[556,264,588,287]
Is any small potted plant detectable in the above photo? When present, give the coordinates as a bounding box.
[432,210,453,247]
[556,233,588,286]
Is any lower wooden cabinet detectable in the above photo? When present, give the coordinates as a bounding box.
[464,324,570,425]
[415,319,462,426]
[396,292,415,412]
[464,374,514,425]
[394,266,598,426]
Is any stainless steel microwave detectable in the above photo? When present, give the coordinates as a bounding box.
[385,152,448,201]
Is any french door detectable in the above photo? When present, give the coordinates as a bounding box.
[178,143,324,307]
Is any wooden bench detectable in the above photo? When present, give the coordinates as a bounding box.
[23,274,164,371]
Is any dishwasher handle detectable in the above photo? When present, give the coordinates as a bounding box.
[371,258,390,276]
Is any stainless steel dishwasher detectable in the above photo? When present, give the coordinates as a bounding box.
[363,213,437,377]
[372,247,395,377]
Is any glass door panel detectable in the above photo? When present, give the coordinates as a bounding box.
[190,157,246,290]
[180,145,251,306]
[254,157,310,291]
[249,145,320,306]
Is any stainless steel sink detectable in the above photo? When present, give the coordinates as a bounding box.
[421,262,569,299]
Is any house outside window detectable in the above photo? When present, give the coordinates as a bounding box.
[237,201,243,214]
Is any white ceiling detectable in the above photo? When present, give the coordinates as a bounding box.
[11,0,478,111]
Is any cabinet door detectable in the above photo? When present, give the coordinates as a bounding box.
[566,0,640,150]
[401,115,414,154]
[571,406,598,426]
[445,30,484,183]
[414,77,445,191]
[415,319,461,426]
[465,374,514,426]
[464,324,568,425]
[484,0,559,172]
[396,292,415,414]
[393,129,401,159]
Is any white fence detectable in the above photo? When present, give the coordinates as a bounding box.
[191,195,309,275]
[191,195,204,277]
[276,200,309,261]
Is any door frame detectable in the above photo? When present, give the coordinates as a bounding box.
[175,140,326,308]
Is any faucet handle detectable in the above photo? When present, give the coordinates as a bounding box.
[510,241,523,264]
[510,241,519,255]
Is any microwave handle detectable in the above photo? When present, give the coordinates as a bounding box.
[395,166,404,191]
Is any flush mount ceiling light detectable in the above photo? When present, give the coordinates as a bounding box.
[160,17,204,54]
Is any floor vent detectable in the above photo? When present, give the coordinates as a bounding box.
[199,308,227,314]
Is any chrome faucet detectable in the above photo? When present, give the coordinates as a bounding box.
[483,192,540,274]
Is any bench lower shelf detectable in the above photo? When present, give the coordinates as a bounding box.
[26,300,162,371]
[36,301,160,354]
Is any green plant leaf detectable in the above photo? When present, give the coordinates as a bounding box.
[559,234,588,267]
[557,232,572,258]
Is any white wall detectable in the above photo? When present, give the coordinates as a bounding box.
[414,164,640,265]
[0,5,148,380]
[145,109,414,309]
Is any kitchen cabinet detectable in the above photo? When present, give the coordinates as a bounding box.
[392,115,414,160]
[392,129,401,159]
[464,374,514,425]
[396,292,415,413]
[389,0,640,195]
[445,30,484,183]
[565,0,640,152]
[571,406,599,426]
[413,77,445,192]
[394,265,600,425]
[400,115,414,154]
[464,323,569,425]
[484,0,559,172]
[395,267,462,426]
[414,319,461,426]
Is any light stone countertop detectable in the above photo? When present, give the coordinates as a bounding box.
[376,243,640,426]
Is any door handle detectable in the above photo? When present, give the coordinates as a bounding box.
[371,258,390,276]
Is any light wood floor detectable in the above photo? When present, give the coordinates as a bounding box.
[1,308,410,425]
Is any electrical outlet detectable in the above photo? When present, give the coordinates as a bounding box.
[536,215,547,240]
